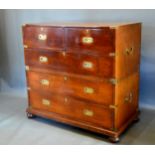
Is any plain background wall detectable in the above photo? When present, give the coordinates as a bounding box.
[0,9,155,107]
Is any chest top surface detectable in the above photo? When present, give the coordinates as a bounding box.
[23,22,141,28]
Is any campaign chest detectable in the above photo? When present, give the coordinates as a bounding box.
[22,22,141,142]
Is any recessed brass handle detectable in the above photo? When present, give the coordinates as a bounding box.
[124,92,133,103]
[82,61,93,69]
[39,56,48,63]
[42,99,51,106]
[64,76,68,81]
[83,109,94,117]
[64,97,68,103]
[84,87,94,94]
[40,79,49,86]
[62,51,66,56]
[82,37,94,44]
[38,34,47,41]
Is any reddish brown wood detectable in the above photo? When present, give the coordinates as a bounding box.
[27,71,114,106]
[27,107,117,137]
[23,22,141,142]
[29,90,113,129]
[115,23,141,79]
[114,72,140,130]
[66,27,115,56]
[23,25,65,50]
[24,49,114,78]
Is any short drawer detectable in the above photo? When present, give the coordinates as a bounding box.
[24,49,114,78]
[29,91,113,129]
[27,71,114,105]
[23,25,64,50]
[66,27,115,56]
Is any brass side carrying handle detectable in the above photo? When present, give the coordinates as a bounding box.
[83,109,94,117]
[82,61,93,69]
[42,99,51,106]
[82,36,94,44]
[40,79,49,86]
[125,47,134,55]
[39,56,48,63]
[124,92,133,103]
[38,34,47,41]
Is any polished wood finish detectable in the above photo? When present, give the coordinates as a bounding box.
[23,26,65,50]
[22,22,141,142]
[24,49,115,78]
[115,72,140,130]
[66,27,115,56]
[29,90,113,129]
[115,23,141,79]
[27,70,114,105]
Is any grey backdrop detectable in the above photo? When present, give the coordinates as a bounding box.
[0,10,155,108]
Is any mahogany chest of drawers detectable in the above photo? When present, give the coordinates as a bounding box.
[22,22,141,142]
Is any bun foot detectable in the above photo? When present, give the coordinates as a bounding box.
[133,116,140,123]
[108,136,120,143]
[27,112,35,118]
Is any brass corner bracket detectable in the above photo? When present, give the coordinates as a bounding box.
[109,78,118,85]
[24,45,28,48]
[109,52,118,57]
[25,66,30,71]
[109,105,118,109]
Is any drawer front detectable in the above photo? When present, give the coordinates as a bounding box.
[79,54,114,77]
[25,49,78,74]
[29,91,113,129]
[23,26,64,50]
[27,71,114,105]
[66,28,115,56]
[25,49,114,78]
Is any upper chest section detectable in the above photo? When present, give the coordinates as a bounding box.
[22,25,115,56]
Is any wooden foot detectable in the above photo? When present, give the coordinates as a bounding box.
[133,116,140,123]
[108,136,120,143]
[27,112,35,118]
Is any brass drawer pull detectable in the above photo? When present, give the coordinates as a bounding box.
[64,76,68,81]
[38,34,47,41]
[42,99,51,106]
[83,109,94,117]
[82,61,93,69]
[64,97,69,105]
[82,37,94,44]
[62,51,66,56]
[64,97,68,103]
[39,56,48,63]
[84,87,94,94]
[40,79,49,86]
[124,92,133,103]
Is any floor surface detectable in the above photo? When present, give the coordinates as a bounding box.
[0,90,155,145]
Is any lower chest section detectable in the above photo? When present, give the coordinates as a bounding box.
[26,66,115,129]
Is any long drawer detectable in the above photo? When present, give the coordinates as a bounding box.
[25,49,115,78]
[27,71,114,105]
[29,90,113,129]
